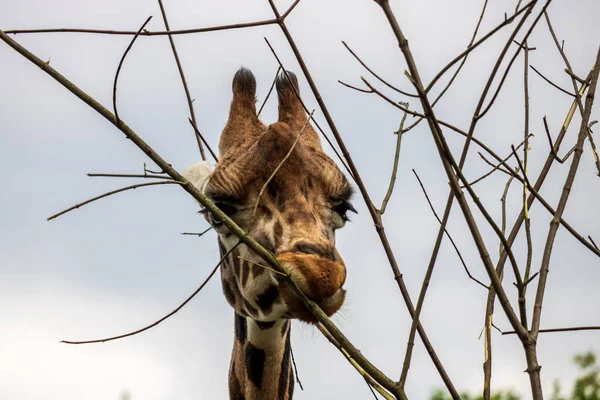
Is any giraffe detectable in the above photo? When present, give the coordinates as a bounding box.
[183,67,355,400]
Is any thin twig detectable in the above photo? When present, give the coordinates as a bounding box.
[430,0,489,103]
[61,244,238,344]
[379,110,407,214]
[543,116,578,163]
[47,181,184,221]
[144,164,165,175]
[523,272,540,287]
[530,65,576,97]
[157,0,205,159]
[478,153,514,177]
[342,41,418,98]
[520,41,532,329]
[477,1,553,120]
[258,66,281,116]
[391,0,493,134]
[544,11,600,177]
[237,256,288,277]
[87,173,171,179]
[505,146,600,259]
[426,0,536,92]
[282,0,302,19]
[589,236,599,251]
[464,136,532,188]
[413,170,488,290]
[338,80,373,94]
[502,325,600,335]
[565,69,588,85]
[113,16,152,124]
[587,122,600,176]
[5,19,278,37]
[181,227,212,237]
[531,49,600,340]
[263,37,353,178]
[366,378,381,400]
[289,344,304,391]
[500,169,517,258]
[189,118,219,162]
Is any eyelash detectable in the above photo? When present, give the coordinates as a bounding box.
[200,202,238,226]
[332,201,357,222]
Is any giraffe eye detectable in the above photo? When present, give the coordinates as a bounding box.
[200,202,238,227]
[332,200,357,223]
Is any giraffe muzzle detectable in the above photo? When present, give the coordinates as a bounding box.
[276,251,347,322]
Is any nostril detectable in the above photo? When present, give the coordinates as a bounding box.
[293,241,334,260]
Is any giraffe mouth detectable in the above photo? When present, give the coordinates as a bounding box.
[276,252,347,323]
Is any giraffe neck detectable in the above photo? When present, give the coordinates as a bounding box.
[229,313,294,400]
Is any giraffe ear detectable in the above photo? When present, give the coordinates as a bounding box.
[182,161,213,192]
[276,70,322,151]
[219,67,265,156]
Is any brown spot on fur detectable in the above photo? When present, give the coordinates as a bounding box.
[255,320,276,330]
[244,299,259,318]
[257,205,273,221]
[274,221,283,239]
[223,281,236,306]
[229,359,245,400]
[240,260,249,287]
[245,342,265,389]
[251,264,265,279]
[256,285,279,314]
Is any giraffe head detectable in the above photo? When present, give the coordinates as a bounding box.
[185,67,354,324]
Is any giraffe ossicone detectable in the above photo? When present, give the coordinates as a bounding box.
[184,67,354,399]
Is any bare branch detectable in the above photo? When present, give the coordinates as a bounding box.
[520,41,533,328]
[413,169,488,291]
[258,66,281,116]
[503,325,600,335]
[530,65,576,97]
[289,344,304,391]
[589,236,599,251]
[477,1,553,120]
[379,110,408,214]
[181,227,212,237]
[282,0,302,19]
[587,122,600,176]
[87,173,171,180]
[342,41,418,98]
[157,0,205,159]
[189,118,219,162]
[47,181,184,221]
[464,136,532,188]
[543,116,577,163]
[113,16,152,124]
[263,37,354,178]
[426,0,536,92]
[62,244,238,344]
[5,18,278,37]
[531,49,600,341]
[338,79,374,94]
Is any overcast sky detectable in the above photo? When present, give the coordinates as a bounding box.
[1,0,599,399]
